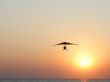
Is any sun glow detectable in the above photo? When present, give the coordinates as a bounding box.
[74,51,94,69]
[79,56,91,68]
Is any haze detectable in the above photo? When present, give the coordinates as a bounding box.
[0,0,110,79]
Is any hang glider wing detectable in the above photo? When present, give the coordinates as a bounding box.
[55,42,78,45]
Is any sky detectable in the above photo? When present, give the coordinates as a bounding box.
[0,0,110,79]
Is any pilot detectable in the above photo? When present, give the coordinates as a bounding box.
[63,46,67,50]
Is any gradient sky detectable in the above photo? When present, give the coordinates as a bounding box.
[0,0,110,79]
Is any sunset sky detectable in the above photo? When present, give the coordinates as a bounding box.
[0,0,110,79]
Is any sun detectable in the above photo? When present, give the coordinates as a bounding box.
[79,57,91,68]
[74,51,94,69]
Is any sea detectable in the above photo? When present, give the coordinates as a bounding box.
[0,79,110,82]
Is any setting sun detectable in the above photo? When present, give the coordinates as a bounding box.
[79,57,91,68]
[74,51,94,69]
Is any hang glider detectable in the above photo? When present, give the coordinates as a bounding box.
[55,42,78,50]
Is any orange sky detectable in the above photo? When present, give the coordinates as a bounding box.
[0,0,110,79]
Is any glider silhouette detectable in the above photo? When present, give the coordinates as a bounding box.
[55,42,78,50]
